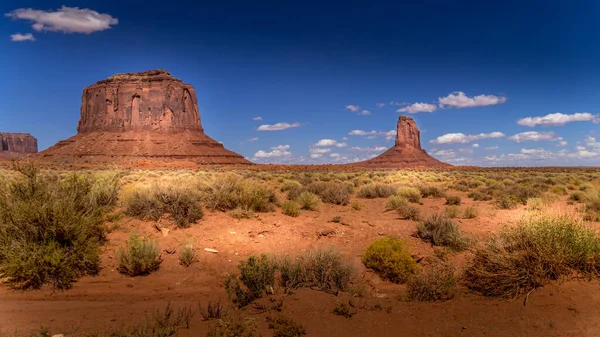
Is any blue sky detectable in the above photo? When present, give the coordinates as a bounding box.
[1,0,599,166]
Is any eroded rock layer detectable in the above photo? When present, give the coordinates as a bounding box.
[353,116,450,168]
[0,133,38,153]
[40,70,249,165]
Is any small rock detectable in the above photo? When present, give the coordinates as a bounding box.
[317,229,336,237]
[165,247,176,254]
[258,234,265,238]
[204,248,218,254]
[52,335,64,337]
[160,228,170,237]
[377,232,385,236]
[229,231,236,235]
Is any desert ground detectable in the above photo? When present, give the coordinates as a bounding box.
[1,163,600,337]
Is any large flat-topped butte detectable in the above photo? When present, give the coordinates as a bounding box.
[40,70,249,165]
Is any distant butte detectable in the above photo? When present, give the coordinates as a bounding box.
[39,70,249,165]
[0,133,38,158]
[353,116,451,168]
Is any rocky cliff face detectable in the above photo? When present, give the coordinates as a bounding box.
[0,133,38,153]
[40,70,249,165]
[353,116,450,168]
[77,70,202,133]
[395,116,421,149]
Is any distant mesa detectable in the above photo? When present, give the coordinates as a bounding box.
[353,116,451,168]
[0,133,38,157]
[39,70,249,165]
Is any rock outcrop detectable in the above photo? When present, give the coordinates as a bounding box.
[0,133,38,153]
[39,70,249,165]
[353,116,450,168]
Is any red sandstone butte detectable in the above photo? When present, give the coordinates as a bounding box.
[0,133,38,155]
[39,70,249,165]
[353,116,450,168]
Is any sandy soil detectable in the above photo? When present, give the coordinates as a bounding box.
[1,192,600,336]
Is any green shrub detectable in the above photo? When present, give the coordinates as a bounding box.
[179,244,197,267]
[0,164,110,290]
[281,179,302,192]
[468,191,492,201]
[268,315,307,337]
[281,200,300,217]
[356,184,397,199]
[419,185,446,198]
[117,234,162,276]
[362,237,418,283]
[296,192,321,210]
[463,206,478,219]
[385,195,408,211]
[396,187,422,204]
[495,194,520,209]
[226,254,276,307]
[417,214,468,251]
[123,183,203,228]
[306,182,352,205]
[397,204,421,221]
[406,263,456,301]
[444,206,460,219]
[445,195,461,206]
[464,214,600,298]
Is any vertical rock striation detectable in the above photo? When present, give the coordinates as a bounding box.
[0,133,38,153]
[353,116,450,168]
[39,70,249,165]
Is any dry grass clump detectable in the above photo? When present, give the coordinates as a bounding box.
[526,197,543,211]
[445,195,461,206]
[406,263,457,302]
[117,234,162,276]
[207,314,261,337]
[351,200,364,210]
[0,164,115,290]
[464,213,600,298]
[122,182,203,228]
[356,183,397,199]
[568,190,587,203]
[229,207,255,219]
[417,214,469,251]
[296,191,321,210]
[362,237,418,283]
[444,206,460,219]
[419,185,446,198]
[203,174,277,212]
[179,244,198,267]
[268,315,307,337]
[397,204,421,221]
[463,206,478,219]
[396,187,422,204]
[584,192,600,221]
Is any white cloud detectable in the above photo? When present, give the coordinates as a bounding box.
[309,147,331,158]
[397,102,436,114]
[438,91,507,109]
[330,153,341,158]
[484,146,499,150]
[433,150,456,158]
[348,130,377,136]
[586,137,600,148]
[472,143,479,148]
[248,137,259,142]
[342,137,348,141]
[10,33,35,41]
[257,122,302,131]
[6,6,118,34]
[314,139,347,147]
[376,103,385,108]
[430,132,505,144]
[253,145,291,159]
[360,109,371,116]
[346,105,360,112]
[350,146,387,152]
[508,131,559,143]
[253,116,262,121]
[517,112,599,127]
[557,141,568,147]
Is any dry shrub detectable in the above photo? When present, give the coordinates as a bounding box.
[117,234,162,276]
[385,195,408,211]
[463,206,478,219]
[362,237,418,283]
[417,214,469,251]
[396,187,422,204]
[419,185,446,198]
[296,191,321,210]
[268,315,307,337]
[464,213,600,298]
[356,183,397,199]
[397,204,421,221]
[444,206,460,219]
[406,263,457,302]
[445,195,461,206]
[584,192,600,221]
[204,174,277,212]
[306,182,352,205]
[179,244,197,267]
[281,200,300,217]
[207,314,261,337]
